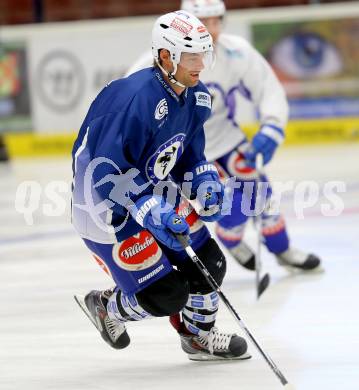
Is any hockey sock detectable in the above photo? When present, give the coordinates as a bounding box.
[182,291,219,336]
[107,290,152,322]
[215,223,245,249]
[261,214,289,254]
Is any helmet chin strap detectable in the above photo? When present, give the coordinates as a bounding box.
[156,61,186,88]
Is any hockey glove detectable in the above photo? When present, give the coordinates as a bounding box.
[130,195,190,251]
[244,124,284,168]
[185,162,225,222]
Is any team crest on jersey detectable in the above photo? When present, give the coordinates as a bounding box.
[154,98,168,120]
[146,133,186,183]
[195,92,211,109]
[112,231,162,271]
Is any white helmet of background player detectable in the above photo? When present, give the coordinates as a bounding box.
[152,10,214,87]
[180,0,226,18]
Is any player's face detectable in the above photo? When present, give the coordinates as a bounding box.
[176,53,207,87]
[175,64,202,87]
[200,16,223,44]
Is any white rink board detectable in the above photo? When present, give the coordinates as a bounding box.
[1,2,359,133]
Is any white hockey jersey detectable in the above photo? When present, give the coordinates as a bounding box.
[126,33,289,161]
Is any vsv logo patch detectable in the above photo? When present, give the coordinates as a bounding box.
[146,133,186,183]
[155,98,168,120]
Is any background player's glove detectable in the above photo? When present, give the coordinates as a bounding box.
[244,124,284,167]
[130,195,191,251]
[186,162,225,222]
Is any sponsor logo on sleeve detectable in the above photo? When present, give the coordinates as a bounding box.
[195,92,211,109]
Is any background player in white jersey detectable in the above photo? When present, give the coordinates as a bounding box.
[127,0,321,272]
[181,0,321,271]
[72,10,250,361]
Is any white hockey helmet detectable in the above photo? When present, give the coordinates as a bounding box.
[152,10,214,85]
[181,0,226,18]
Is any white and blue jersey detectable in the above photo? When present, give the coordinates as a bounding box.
[72,67,212,244]
[126,33,289,161]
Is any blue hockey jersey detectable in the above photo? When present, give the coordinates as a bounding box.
[72,67,212,243]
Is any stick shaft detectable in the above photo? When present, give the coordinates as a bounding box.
[255,153,267,298]
[176,235,289,386]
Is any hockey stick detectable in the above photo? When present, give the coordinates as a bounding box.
[254,154,270,299]
[176,234,295,389]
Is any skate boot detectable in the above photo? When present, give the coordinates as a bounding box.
[170,314,251,361]
[229,241,255,271]
[180,326,251,361]
[74,289,130,349]
[276,248,321,271]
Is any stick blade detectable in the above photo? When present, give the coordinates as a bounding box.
[257,273,270,299]
[283,384,296,389]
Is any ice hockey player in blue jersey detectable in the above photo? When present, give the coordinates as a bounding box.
[72,10,250,361]
[128,1,321,273]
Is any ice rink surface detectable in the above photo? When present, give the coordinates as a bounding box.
[1,144,358,390]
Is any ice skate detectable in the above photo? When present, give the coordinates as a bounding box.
[229,241,256,271]
[170,314,251,361]
[74,290,130,349]
[276,248,322,271]
[180,326,251,361]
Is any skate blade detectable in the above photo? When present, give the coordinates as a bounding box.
[279,262,325,274]
[74,294,98,330]
[188,351,252,362]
